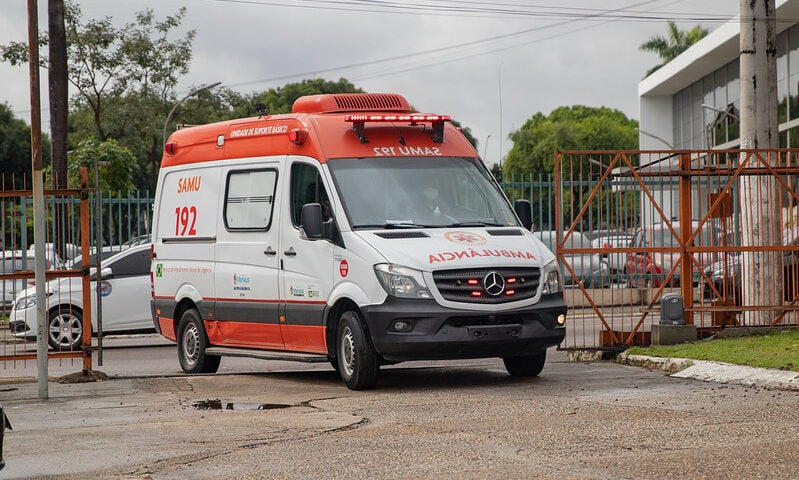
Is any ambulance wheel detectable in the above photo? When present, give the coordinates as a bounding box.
[503,351,546,377]
[177,308,220,374]
[337,310,379,390]
[48,306,83,351]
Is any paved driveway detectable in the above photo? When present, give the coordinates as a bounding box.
[1,349,797,479]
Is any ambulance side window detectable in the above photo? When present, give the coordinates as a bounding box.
[224,169,278,230]
[290,163,331,227]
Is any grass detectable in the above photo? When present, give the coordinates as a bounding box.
[626,328,799,372]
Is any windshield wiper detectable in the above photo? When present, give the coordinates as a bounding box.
[445,221,508,228]
[354,223,429,229]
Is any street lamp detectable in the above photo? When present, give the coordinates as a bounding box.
[163,82,221,146]
[637,128,674,149]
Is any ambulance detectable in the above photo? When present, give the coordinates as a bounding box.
[150,93,566,390]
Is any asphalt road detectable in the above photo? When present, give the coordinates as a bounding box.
[0,338,797,479]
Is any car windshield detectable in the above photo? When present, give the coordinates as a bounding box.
[327,156,518,229]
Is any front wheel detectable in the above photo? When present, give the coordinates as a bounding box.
[337,310,379,390]
[48,306,83,351]
[503,351,546,377]
[177,308,220,374]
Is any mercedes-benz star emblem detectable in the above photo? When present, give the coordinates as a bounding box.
[483,271,505,296]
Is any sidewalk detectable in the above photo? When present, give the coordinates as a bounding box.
[619,352,799,391]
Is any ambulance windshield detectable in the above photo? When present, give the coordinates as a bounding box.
[327,156,519,230]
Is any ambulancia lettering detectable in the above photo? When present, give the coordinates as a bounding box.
[428,249,537,264]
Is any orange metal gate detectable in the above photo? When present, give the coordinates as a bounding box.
[553,150,799,350]
[1,168,93,369]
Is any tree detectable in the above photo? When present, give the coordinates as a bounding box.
[48,0,68,190]
[640,21,709,77]
[504,105,638,178]
[503,105,638,230]
[0,103,51,185]
[2,1,196,191]
[65,138,137,192]
[236,78,364,116]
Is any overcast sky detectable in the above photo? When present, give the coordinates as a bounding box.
[1,0,739,168]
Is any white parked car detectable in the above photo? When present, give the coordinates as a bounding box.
[1,251,53,314]
[9,243,155,351]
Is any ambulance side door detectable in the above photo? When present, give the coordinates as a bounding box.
[212,163,284,349]
[279,160,336,353]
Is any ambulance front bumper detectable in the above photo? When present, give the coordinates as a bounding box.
[361,294,566,362]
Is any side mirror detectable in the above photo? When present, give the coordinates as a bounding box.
[514,199,533,231]
[100,267,113,279]
[300,203,323,240]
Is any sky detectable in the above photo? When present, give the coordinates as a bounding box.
[0,0,740,168]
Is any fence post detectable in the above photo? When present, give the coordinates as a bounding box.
[79,168,93,372]
[679,153,694,325]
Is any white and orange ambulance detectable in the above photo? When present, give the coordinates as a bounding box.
[150,93,566,389]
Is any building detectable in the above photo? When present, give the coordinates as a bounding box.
[639,0,799,151]
[636,0,799,226]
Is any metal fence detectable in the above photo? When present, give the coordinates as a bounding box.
[1,169,95,368]
[7,154,792,356]
[554,150,799,351]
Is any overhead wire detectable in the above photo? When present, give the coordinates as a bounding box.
[220,0,714,88]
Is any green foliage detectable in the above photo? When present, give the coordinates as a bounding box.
[0,103,51,183]
[640,21,709,77]
[2,1,195,192]
[504,105,638,179]
[66,138,137,193]
[236,78,364,117]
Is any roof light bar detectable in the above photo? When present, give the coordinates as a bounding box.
[344,114,451,123]
[344,114,451,144]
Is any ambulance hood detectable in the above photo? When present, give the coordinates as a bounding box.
[355,228,555,272]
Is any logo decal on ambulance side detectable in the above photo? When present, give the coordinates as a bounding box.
[444,231,487,246]
[339,260,349,278]
[233,273,251,292]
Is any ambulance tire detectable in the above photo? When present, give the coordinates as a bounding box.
[177,308,220,374]
[503,351,546,377]
[337,310,379,390]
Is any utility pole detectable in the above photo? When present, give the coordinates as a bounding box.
[739,0,781,324]
[27,0,48,399]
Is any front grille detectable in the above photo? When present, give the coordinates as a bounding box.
[433,267,540,304]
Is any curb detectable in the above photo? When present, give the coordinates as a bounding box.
[618,352,799,392]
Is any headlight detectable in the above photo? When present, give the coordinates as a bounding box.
[15,292,52,310]
[374,264,431,299]
[541,260,562,295]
